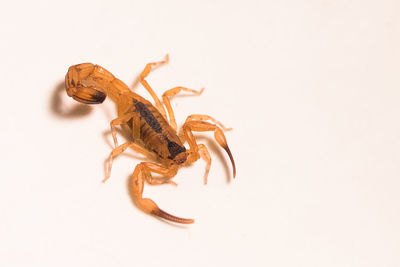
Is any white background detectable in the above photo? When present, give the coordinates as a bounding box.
[1,0,400,266]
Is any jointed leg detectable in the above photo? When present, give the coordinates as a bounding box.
[162,87,204,131]
[183,120,236,178]
[198,144,211,184]
[103,142,155,183]
[132,162,194,224]
[139,55,169,117]
[186,114,232,131]
[110,114,133,148]
[110,111,143,147]
[137,161,178,186]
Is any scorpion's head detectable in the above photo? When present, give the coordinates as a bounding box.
[65,63,107,104]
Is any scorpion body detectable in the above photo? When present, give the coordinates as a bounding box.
[65,55,235,224]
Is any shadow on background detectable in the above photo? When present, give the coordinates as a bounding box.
[49,80,93,118]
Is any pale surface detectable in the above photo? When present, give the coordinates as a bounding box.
[1,1,400,266]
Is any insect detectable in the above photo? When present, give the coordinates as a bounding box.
[65,55,236,224]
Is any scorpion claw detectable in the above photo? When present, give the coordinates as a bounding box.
[151,208,195,224]
[140,198,194,224]
[169,180,178,186]
[224,146,236,178]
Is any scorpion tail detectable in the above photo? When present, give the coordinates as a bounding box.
[65,63,107,104]
[69,86,106,104]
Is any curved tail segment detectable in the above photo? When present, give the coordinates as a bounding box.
[65,63,107,104]
[65,63,131,105]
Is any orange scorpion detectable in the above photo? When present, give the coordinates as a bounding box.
[65,55,236,224]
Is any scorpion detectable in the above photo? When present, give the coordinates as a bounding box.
[65,55,236,224]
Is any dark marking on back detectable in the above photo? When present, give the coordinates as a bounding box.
[134,100,162,133]
[167,139,186,159]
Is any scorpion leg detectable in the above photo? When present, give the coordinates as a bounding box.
[139,55,169,118]
[186,114,232,131]
[110,114,133,148]
[110,111,141,147]
[103,142,177,185]
[198,144,212,184]
[162,87,204,131]
[132,162,194,224]
[183,120,236,178]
